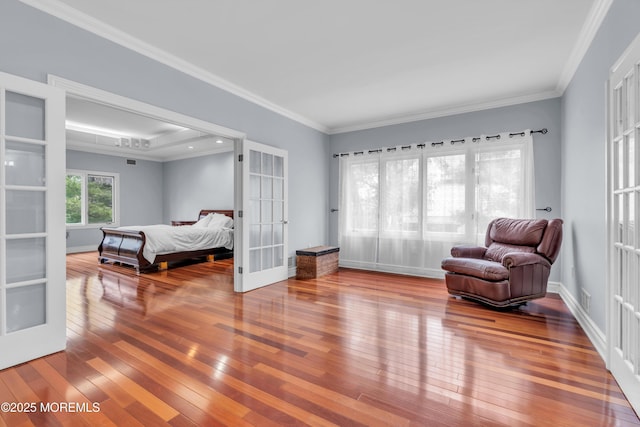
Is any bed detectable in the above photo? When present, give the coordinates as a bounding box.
[98,209,234,273]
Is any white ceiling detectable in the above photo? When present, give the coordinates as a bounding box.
[24,0,607,142]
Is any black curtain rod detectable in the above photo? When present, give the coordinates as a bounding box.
[333,128,548,158]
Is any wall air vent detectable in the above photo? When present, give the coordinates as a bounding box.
[126,159,136,165]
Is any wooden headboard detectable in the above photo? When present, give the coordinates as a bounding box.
[198,209,234,220]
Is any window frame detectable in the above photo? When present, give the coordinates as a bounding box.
[65,169,120,229]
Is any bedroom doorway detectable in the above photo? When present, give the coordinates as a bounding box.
[48,76,247,285]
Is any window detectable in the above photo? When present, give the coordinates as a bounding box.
[338,131,534,275]
[66,170,119,227]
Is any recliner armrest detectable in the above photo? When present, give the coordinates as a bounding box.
[502,252,551,269]
[451,245,487,259]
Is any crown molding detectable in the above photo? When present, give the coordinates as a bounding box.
[555,0,614,93]
[328,90,562,135]
[21,0,329,134]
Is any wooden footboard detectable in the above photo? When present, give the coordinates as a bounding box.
[98,228,154,272]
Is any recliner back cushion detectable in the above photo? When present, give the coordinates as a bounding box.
[486,218,548,247]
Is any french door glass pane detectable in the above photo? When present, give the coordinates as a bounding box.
[261,224,272,246]
[261,177,272,199]
[249,249,260,273]
[273,178,283,201]
[617,139,625,189]
[6,237,46,283]
[615,86,623,138]
[628,134,636,187]
[250,175,261,198]
[261,200,272,222]
[625,74,634,130]
[6,190,45,234]
[6,284,46,333]
[274,202,283,223]
[628,192,636,246]
[274,245,284,267]
[262,153,273,176]
[274,223,283,245]
[274,156,284,177]
[250,150,261,173]
[262,247,273,269]
[5,140,45,186]
[250,225,260,248]
[616,248,623,295]
[250,200,260,224]
[5,91,45,140]
[617,194,624,243]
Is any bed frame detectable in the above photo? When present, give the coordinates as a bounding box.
[98,209,234,273]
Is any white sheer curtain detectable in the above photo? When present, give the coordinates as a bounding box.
[338,130,535,277]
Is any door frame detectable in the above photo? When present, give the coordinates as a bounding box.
[48,75,247,288]
[606,31,640,415]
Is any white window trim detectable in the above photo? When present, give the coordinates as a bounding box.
[66,169,120,229]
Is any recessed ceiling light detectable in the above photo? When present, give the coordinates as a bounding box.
[188,146,194,150]
[215,139,224,144]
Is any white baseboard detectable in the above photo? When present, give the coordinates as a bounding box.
[553,281,607,362]
[338,261,445,279]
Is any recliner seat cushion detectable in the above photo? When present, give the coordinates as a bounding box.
[441,257,509,281]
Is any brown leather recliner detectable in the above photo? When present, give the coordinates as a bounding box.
[441,218,563,307]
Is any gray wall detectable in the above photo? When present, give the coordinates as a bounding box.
[561,0,640,332]
[329,98,563,281]
[65,150,164,249]
[162,151,234,223]
[1,0,330,261]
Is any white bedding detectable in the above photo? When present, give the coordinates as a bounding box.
[116,224,234,263]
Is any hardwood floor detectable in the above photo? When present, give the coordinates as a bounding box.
[0,252,638,426]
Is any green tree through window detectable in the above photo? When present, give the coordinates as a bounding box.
[66,174,82,224]
[88,175,114,224]
[66,171,117,226]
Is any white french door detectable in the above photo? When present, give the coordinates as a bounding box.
[608,33,640,414]
[234,140,288,292]
[0,72,66,369]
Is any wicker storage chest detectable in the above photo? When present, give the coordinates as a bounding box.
[296,246,340,279]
